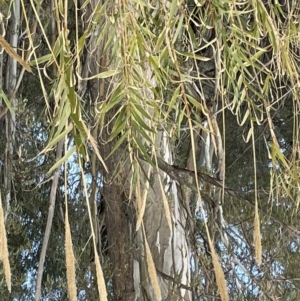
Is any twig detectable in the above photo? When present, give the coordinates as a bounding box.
[154,157,300,236]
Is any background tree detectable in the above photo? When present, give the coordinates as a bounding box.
[0,0,300,301]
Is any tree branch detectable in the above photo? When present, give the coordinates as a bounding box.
[155,157,300,236]
[35,139,64,301]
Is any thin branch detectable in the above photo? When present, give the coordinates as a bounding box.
[154,156,300,237]
[35,139,64,301]
[156,268,195,292]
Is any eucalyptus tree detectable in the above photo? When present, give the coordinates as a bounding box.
[0,0,300,301]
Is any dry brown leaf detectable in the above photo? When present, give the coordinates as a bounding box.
[136,166,151,231]
[0,35,32,72]
[143,227,162,301]
[158,174,172,233]
[65,211,77,301]
[83,122,108,172]
[0,191,11,292]
[208,235,229,301]
[94,250,108,301]
[254,202,262,266]
[135,173,143,230]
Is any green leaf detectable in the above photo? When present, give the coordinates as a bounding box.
[102,90,125,113]
[48,146,76,174]
[84,69,120,82]
[109,107,127,141]
[131,109,155,133]
[156,28,166,51]
[94,69,120,79]
[56,101,71,136]
[186,94,204,112]
[165,86,181,118]
[29,54,53,66]
[101,24,117,53]
[131,101,153,120]
[132,136,154,167]
[172,14,184,44]
[131,119,152,144]
[168,0,178,24]
[178,51,212,61]
[43,124,73,153]
[106,128,130,159]
[74,133,87,159]
[0,89,12,112]
[77,31,89,54]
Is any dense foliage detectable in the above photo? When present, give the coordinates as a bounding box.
[0,0,300,300]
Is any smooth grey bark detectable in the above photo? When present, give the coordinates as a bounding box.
[4,0,20,218]
[133,133,192,301]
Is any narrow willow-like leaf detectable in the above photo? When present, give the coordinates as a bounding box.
[55,100,71,137]
[65,210,77,301]
[100,25,117,53]
[165,85,181,119]
[135,167,150,231]
[29,54,53,65]
[42,124,73,154]
[0,89,12,112]
[238,108,250,127]
[208,238,229,301]
[178,51,212,61]
[77,30,89,54]
[131,109,155,133]
[186,94,206,112]
[0,191,11,292]
[94,250,108,301]
[131,120,153,144]
[101,90,125,113]
[243,126,253,143]
[106,128,130,159]
[271,143,289,170]
[0,35,32,72]
[172,14,184,44]
[143,227,162,301]
[132,100,154,120]
[82,122,108,172]
[133,136,155,168]
[109,108,127,141]
[84,70,120,80]
[254,201,262,266]
[48,146,76,174]
[155,28,167,52]
[168,0,178,25]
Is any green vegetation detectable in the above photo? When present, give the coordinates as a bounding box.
[0,0,300,300]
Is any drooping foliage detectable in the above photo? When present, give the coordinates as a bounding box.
[0,0,300,300]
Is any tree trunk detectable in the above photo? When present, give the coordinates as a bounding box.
[101,131,192,301]
[81,1,193,299]
[4,0,19,217]
[102,151,135,301]
[134,133,192,301]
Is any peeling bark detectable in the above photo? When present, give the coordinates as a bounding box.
[134,133,192,301]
